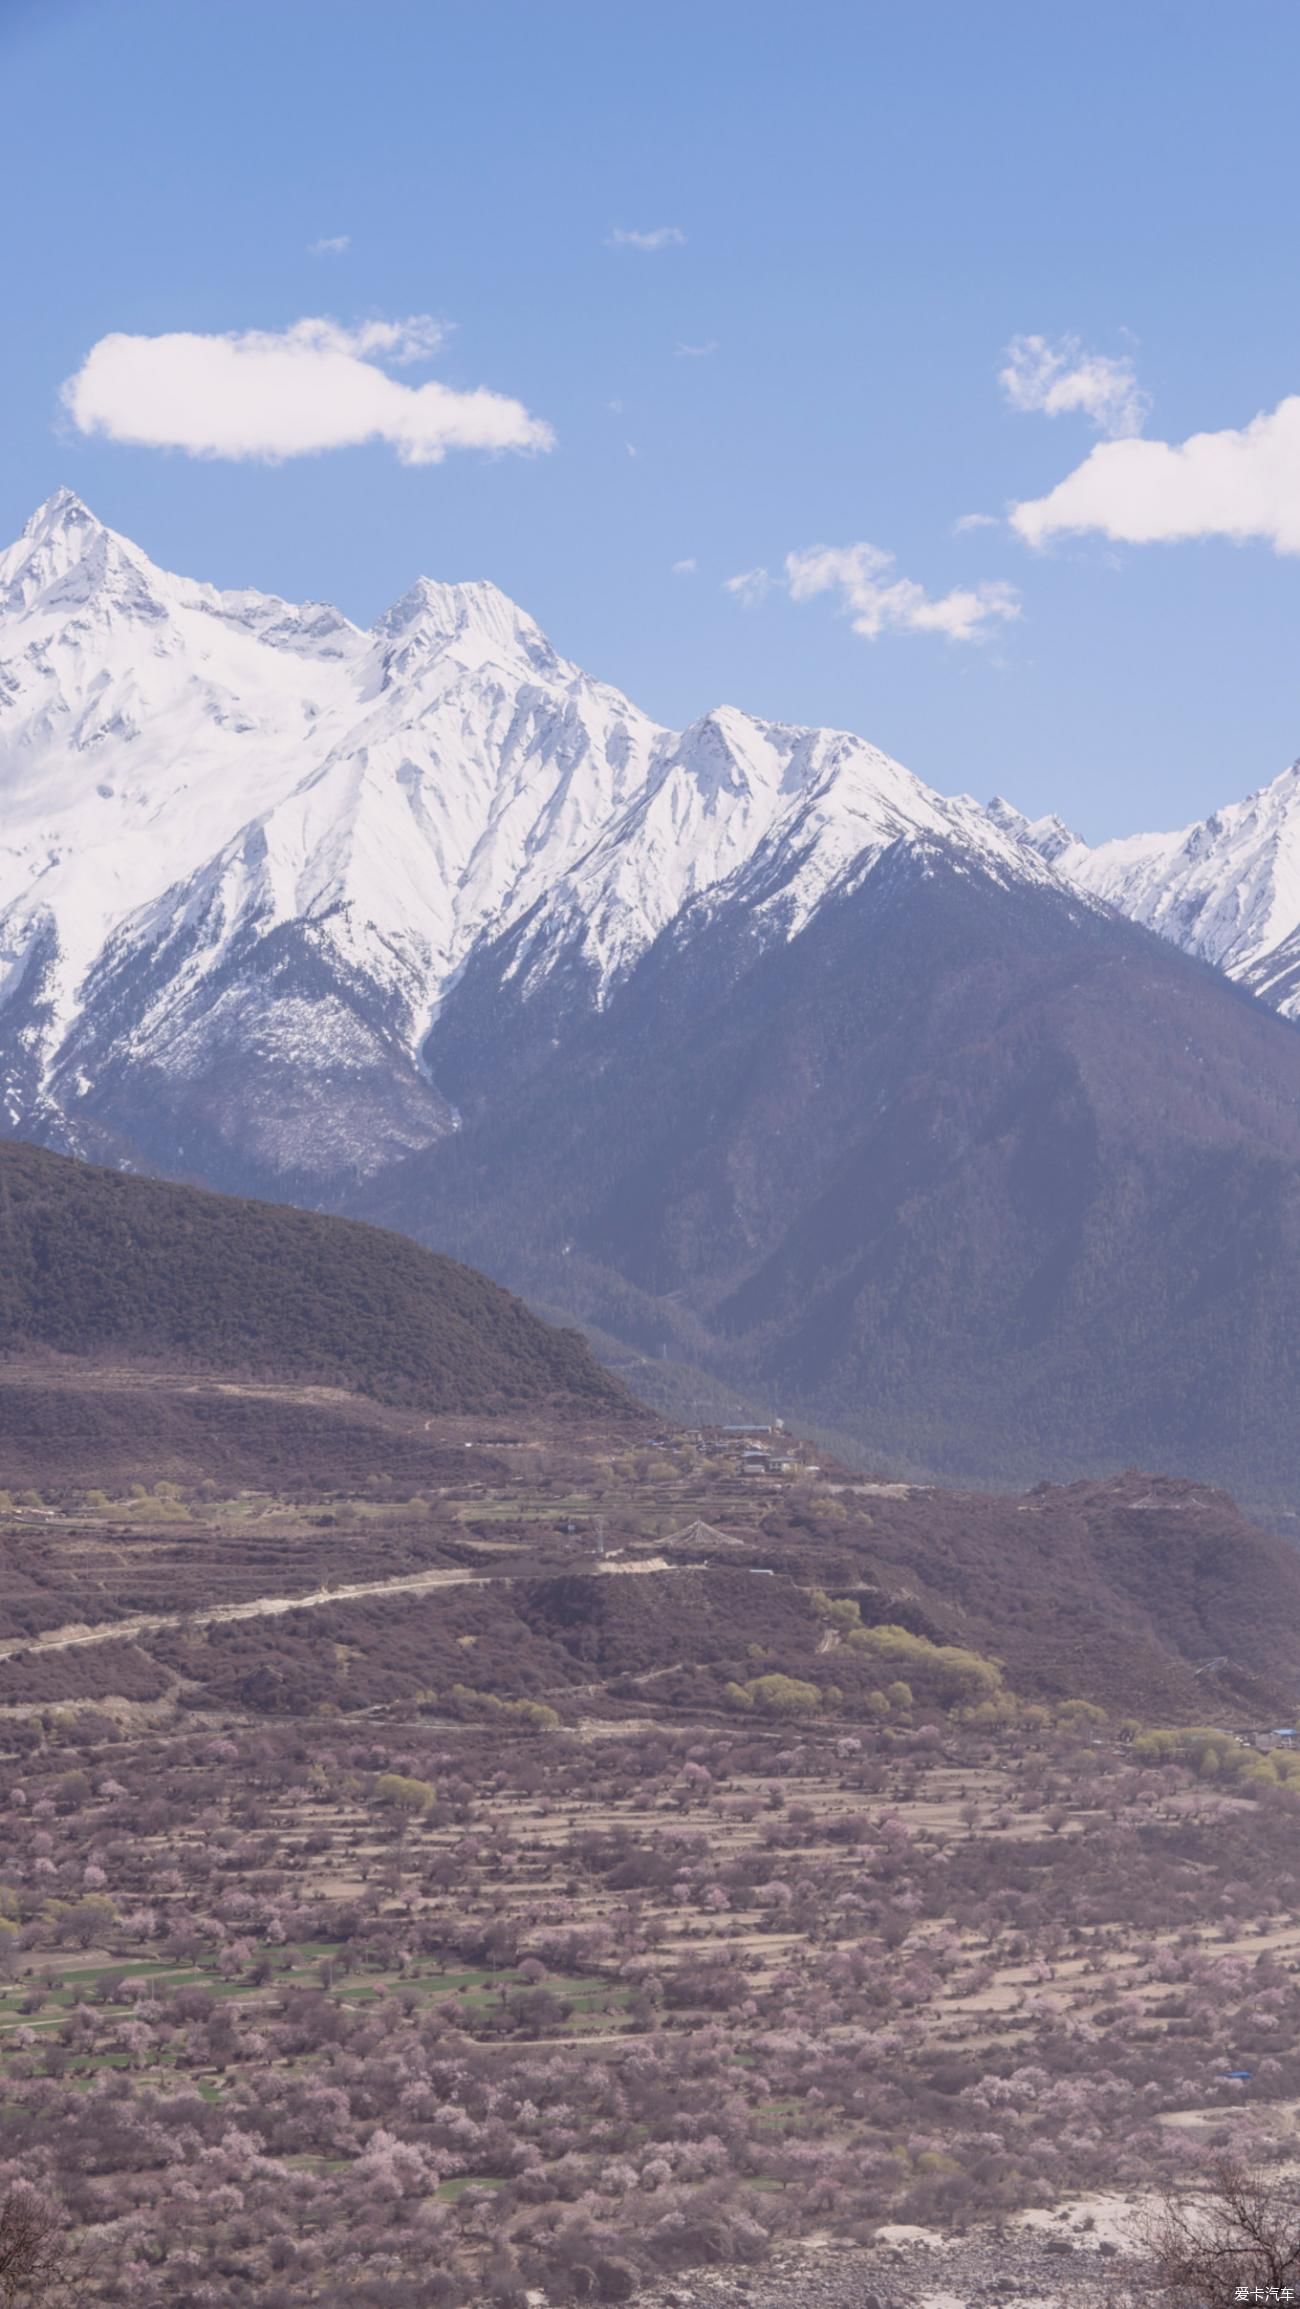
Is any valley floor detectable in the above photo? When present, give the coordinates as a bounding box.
[0,1402,1294,2304]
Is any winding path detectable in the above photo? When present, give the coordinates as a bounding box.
[0,1553,691,1662]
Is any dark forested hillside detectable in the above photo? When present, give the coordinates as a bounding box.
[359,842,1300,1506]
[0,1138,626,1417]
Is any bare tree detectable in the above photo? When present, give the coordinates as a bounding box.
[1142,2160,1300,2309]
[0,2190,66,2308]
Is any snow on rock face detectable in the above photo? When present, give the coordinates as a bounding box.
[0,493,367,1032]
[985,795,1080,867]
[992,763,1300,1017]
[0,492,1053,1179]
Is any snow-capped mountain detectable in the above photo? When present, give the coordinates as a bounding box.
[14,492,1300,1502]
[0,490,1053,1187]
[991,763,1300,1017]
[985,795,1080,867]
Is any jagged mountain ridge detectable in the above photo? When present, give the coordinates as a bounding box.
[992,760,1300,1016]
[0,491,1053,1190]
[14,493,1300,1501]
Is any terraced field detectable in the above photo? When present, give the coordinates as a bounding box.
[0,1414,1296,2304]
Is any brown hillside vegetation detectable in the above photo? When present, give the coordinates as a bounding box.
[0,1415,1297,2305]
[0,1420,1296,1721]
[0,1360,637,1493]
[820,1470,1300,1719]
[0,1138,626,1418]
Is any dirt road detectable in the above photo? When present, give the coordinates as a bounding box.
[0,1553,694,1661]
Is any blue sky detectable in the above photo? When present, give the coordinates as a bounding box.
[5,0,1300,839]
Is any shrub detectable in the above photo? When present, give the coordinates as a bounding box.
[849,1626,1002,1705]
[372,1773,436,1816]
[739,1675,822,1717]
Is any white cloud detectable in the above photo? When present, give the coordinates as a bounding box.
[784,542,1020,643]
[672,556,697,575]
[60,315,555,467]
[674,339,717,358]
[1011,393,1300,552]
[607,225,685,252]
[1001,333,1148,439]
[952,511,999,534]
[309,234,351,256]
[724,566,772,608]
[725,547,1016,640]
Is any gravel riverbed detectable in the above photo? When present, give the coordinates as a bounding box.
[635,2218,1142,2309]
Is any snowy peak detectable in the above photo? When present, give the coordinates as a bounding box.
[993,754,1300,1021]
[1080,760,1300,979]
[2,488,133,615]
[986,795,1081,866]
[0,493,1067,1182]
[507,706,1060,1001]
[21,486,102,549]
[373,574,558,677]
[21,482,101,544]
[2,489,365,658]
[670,706,791,800]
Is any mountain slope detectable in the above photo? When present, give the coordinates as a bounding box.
[359,838,1300,1506]
[764,1468,1300,1720]
[11,495,1300,1500]
[0,1137,625,1416]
